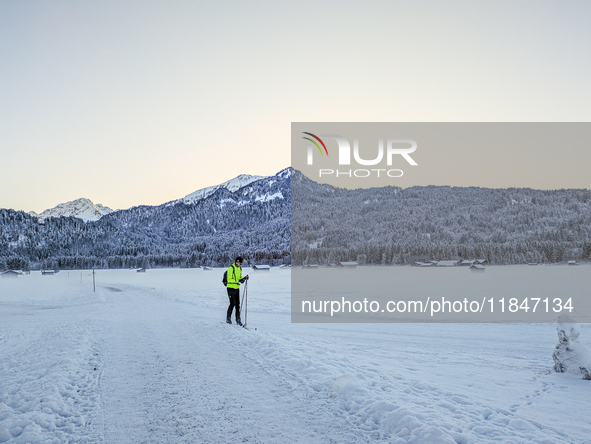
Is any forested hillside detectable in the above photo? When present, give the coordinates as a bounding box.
[3,168,590,270]
[292,171,591,265]
[0,170,291,270]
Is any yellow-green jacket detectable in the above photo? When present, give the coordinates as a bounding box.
[226,263,244,289]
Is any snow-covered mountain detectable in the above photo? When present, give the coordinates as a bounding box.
[179,174,265,204]
[4,167,591,269]
[0,168,292,269]
[25,173,273,222]
[35,198,114,222]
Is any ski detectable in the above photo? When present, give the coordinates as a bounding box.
[220,321,255,330]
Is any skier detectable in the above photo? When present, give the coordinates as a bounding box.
[226,257,248,326]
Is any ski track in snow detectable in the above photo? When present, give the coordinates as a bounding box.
[1,268,590,443]
[98,290,359,443]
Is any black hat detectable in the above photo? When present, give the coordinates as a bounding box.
[235,257,244,263]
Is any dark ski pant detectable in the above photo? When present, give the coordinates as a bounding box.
[227,287,240,321]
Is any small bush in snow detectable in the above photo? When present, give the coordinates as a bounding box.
[552,314,591,380]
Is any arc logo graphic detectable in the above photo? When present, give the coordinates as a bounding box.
[301,132,329,157]
[302,132,418,178]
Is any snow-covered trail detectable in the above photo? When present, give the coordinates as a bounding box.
[98,284,362,443]
[1,267,591,443]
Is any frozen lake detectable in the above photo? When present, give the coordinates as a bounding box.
[1,267,590,443]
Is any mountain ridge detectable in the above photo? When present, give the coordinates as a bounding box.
[1,168,292,269]
[177,173,266,205]
[26,172,278,221]
[32,198,114,222]
[4,168,590,270]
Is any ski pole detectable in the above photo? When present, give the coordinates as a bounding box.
[240,280,245,318]
[240,280,248,327]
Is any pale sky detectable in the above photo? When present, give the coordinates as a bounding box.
[1,1,590,213]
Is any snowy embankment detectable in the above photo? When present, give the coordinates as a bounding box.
[1,267,590,443]
[0,274,106,443]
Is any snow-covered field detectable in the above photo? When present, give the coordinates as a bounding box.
[1,267,590,443]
